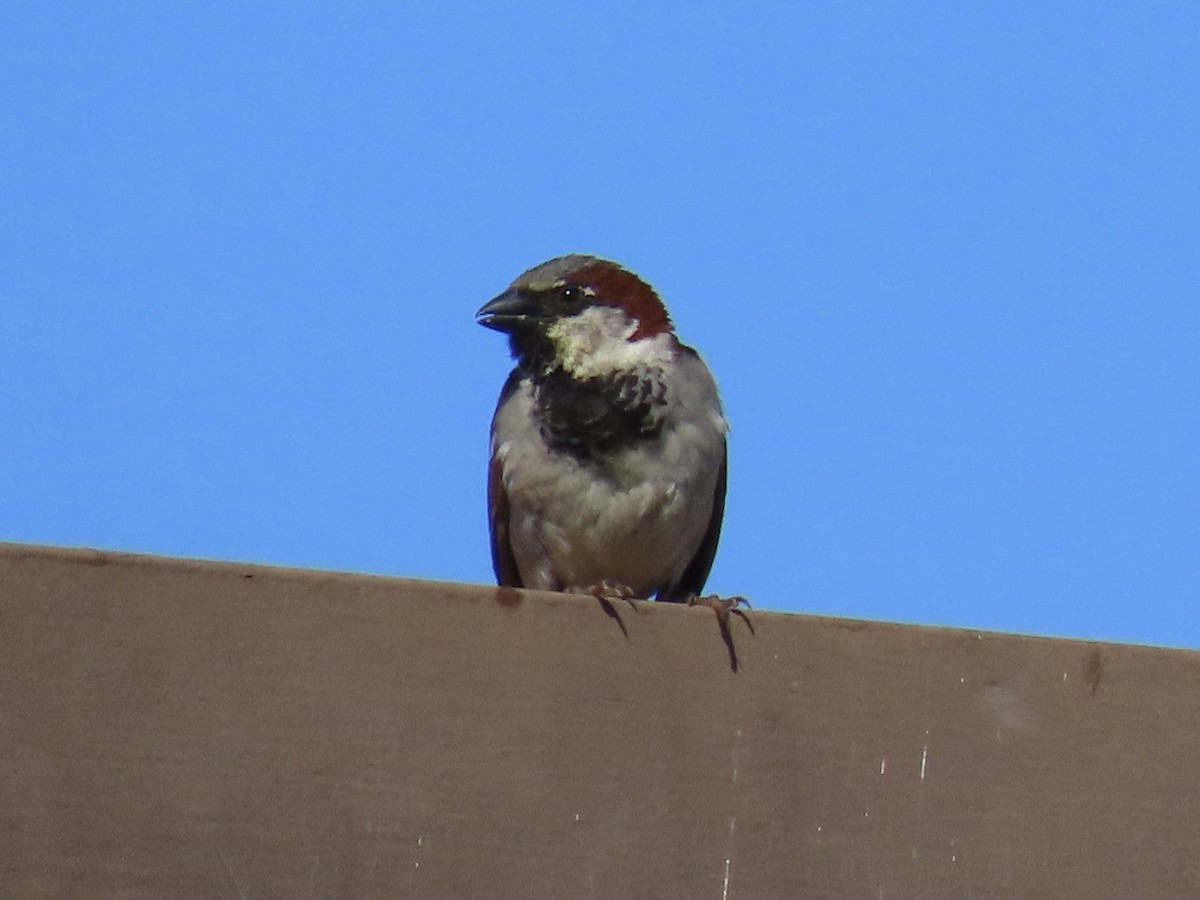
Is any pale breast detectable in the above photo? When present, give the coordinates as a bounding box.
[493,356,726,596]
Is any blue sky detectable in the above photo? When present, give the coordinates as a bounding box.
[2,4,1196,647]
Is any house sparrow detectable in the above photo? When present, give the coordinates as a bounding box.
[477,254,737,612]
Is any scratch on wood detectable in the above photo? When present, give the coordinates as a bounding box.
[222,853,249,900]
[731,728,742,783]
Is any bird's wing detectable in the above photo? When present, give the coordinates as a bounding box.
[487,369,524,587]
[662,440,727,601]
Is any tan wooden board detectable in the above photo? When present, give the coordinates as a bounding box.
[1,543,1197,898]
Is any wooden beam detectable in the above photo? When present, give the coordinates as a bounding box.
[1,543,1197,897]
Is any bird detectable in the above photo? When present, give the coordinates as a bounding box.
[476,254,740,616]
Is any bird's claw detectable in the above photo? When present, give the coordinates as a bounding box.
[576,580,641,610]
[689,594,752,672]
[689,593,751,622]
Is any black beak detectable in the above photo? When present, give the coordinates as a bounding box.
[476,288,545,333]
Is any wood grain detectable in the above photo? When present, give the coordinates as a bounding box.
[1,543,1197,898]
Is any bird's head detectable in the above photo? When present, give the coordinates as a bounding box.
[477,255,676,379]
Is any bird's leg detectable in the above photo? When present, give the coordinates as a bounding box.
[575,580,642,610]
[689,594,753,672]
[689,593,751,624]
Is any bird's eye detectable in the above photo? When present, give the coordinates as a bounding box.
[561,285,582,303]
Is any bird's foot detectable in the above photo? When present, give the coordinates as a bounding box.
[689,593,752,628]
[576,580,641,610]
[690,595,754,672]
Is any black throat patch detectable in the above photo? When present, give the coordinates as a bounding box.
[532,367,668,460]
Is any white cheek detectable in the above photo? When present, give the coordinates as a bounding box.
[547,307,674,378]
